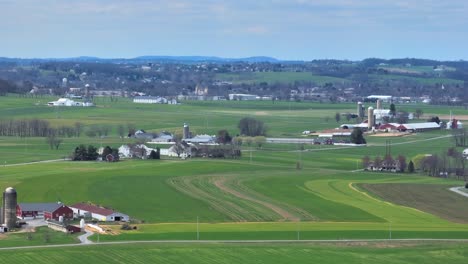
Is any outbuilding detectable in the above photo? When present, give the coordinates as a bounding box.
[70,203,129,222]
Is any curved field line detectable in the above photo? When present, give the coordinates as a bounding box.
[213,178,298,221]
[167,175,317,222]
[233,177,318,221]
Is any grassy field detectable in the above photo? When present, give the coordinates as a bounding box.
[216,72,348,85]
[0,227,78,248]
[0,94,467,258]
[1,242,468,263]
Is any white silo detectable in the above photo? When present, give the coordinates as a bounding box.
[2,187,17,230]
[368,107,375,130]
[80,219,85,229]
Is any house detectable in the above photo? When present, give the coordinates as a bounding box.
[366,159,402,172]
[16,203,73,220]
[70,203,129,222]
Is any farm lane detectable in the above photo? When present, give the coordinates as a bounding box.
[78,230,94,244]
[449,187,468,198]
[2,158,69,167]
[2,239,468,251]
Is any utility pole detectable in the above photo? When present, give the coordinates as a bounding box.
[389,222,392,240]
[197,216,199,240]
[297,219,300,241]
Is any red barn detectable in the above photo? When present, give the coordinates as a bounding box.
[17,203,73,220]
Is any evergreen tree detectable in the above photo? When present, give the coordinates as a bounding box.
[350,128,366,144]
[408,160,415,173]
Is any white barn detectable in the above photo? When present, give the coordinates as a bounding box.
[133,96,168,104]
[70,203,129,222]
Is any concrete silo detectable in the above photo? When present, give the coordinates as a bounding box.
[368,107,375,130]
[183,123,190,139]
[357,102,364,118]
[376,99,382,110]
[2,187,17,230]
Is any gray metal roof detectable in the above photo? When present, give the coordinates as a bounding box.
[18,203,63,212]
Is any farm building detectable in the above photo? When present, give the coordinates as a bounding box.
[47,98,81,106]
[366,95,392,102]
[47,220,82,233]
[70,203,129,222]
[228,94,258,101]
[16,203,73,220]
[397,122,440,132]
[377,122,440,132]
[133,96,168,104]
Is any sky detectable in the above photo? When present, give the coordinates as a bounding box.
[0,0,467,60]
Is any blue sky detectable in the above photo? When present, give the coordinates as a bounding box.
[0,0,467,60]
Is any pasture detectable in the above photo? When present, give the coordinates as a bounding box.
[0,94,467,248]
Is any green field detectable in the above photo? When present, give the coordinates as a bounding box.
[216,72,348,85]
[1,242,468,264]
[0,94,468,261]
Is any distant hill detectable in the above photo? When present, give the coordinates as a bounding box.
[133,55,279,63]
[0,55,280,63]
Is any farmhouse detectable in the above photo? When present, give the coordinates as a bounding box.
[366,159,402,172]
[16,203,73,220]
[70,203,129,222]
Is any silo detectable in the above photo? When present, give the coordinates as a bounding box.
[376,99,382,110]
[183,123,190,139]
[2,187,17,230]
[368,107,375,129]
[357,102,364,118]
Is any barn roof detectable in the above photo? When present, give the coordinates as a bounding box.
[18,203,65,213]
[70,203,116,216]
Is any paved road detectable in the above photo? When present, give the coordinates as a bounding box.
[78,229,94,244]
[449,187,468,198]
[2,238,468,251]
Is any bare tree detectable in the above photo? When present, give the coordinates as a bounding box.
[45,129,63,150]
[74,122,83,137]
[117,124,125,139]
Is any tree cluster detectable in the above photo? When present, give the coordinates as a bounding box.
[193,144,241,159]
[71,145,99,161]
[0,119,82,138]
[350,128,366,144]
[238,117,267,137]
[420,148,467,181]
